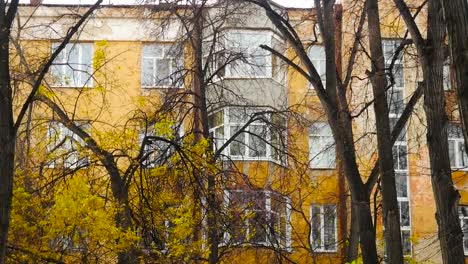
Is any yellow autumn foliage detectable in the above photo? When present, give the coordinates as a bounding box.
[9,176,138,263]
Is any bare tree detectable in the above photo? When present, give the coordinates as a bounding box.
[0,1,102,262]
[440,0,468,155]
[366,0,403,262]
[393,0,465,262]
[246,0,426,262]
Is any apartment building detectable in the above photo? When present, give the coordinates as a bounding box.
[9,1,468,263]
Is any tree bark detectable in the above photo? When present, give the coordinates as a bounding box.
[190,7,220,264]
[0,1,101,261]
[0,26,16,264]
[366,0,404,263]
[440,0,468,155]
[423,0,465,262]
[36,95,138,264]
[346,202,359,263]
[392,0,466,262]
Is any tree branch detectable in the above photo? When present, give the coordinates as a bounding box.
[365,81,424,193]
[14,0,102,132]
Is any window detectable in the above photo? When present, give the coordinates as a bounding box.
[448,123,468,169]
[224,189,291,248]
[140,206,187,252]
[307,45,326,87]
[459,206,468,255]
[310,204,337,252]
[51,43,93,87]
[395,172,412,256]
[389,117,407,141]
[208,108,287,163]
[443,60,452,91]
[47,121,89,169]
[392,144,408,171]
[139,123,183,168]
[384,39,412,256]
[383,40,405,117]
[309,122,335,169]
[141,43,184,88]
[225,31,272,78]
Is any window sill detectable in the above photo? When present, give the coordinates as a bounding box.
[451,167,468,172]
[219,241,292,252]
[222,156,287,167]
[44,163,89,170]
[313,249,337,254]
[210,76,285,87]
[50,85,94,89]
[141,86,184,89]
[309,166,336,170]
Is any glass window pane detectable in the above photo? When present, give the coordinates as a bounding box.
[230,125,245,156]
[393,65,404,87]
[250,210,267,244]
[156,58,171,87]
[324,205,336,250]
[395,145,408,170]
[311,206,321,249]
[81,44,93,86]
[249,125,267,157]
[443,63,451,91]
[310,123,335,168]
[214,127,224,151]
[388,89,404,115]
[323,137,336,168]
[228,191,247,244]
[449,140,456,167]
[458,142,468,167]
[399,201,410,227]
[462,217,468,253]
[395,173,408,198]
[402,230,412,255]
[141,58,155,87]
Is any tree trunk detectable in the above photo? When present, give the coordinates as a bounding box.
[422,0,465,262]
[191,8,220,264]
[0,22,16,264]
[346,202,359,263]
[105,158,138,264]
[367,0,404,263]
[333,114,379,264]
[440,0,468,155]
[354,186,378,264]
[392,0,466,262]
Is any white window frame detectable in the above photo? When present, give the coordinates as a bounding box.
[459,206,468,256]
[307,45,326,89]
[141,43,184,89]
[224,29,273,79]
[51,42,94,88]
[448,124,468,170]
[223,189,292,249]
[383,39,413,257]
[309,122,336,169]
[309,204,338,253]
[208,107,287,164]
[443,60,452,91]
[139,122,184,168]
[46,121,89,169]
